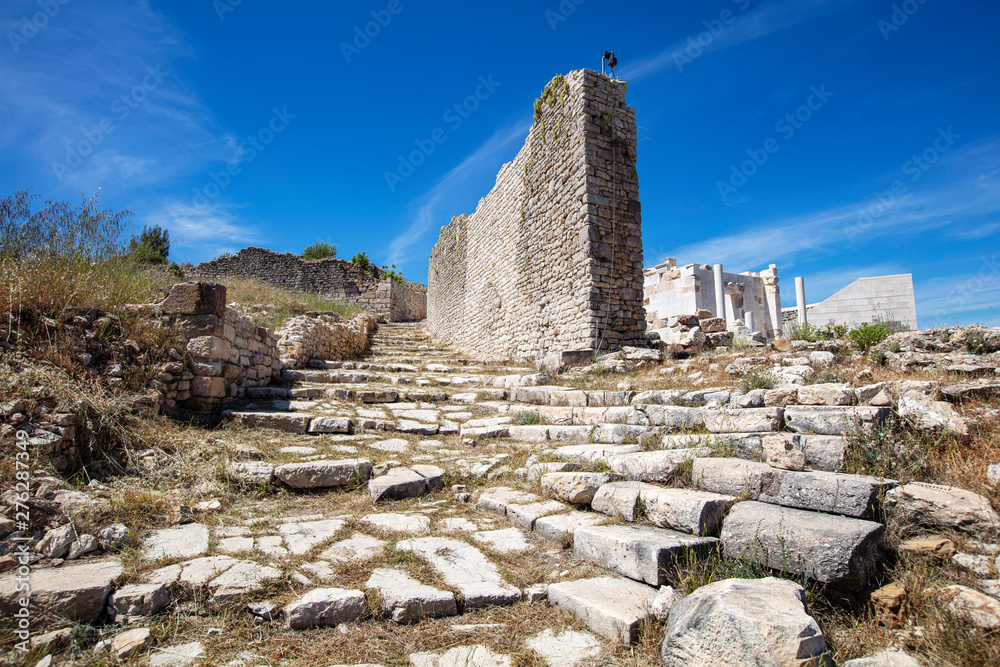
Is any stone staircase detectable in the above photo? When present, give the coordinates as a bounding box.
[188,320,899,658]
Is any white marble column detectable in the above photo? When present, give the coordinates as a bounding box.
[795,277,807,325]
[713,264,725,324]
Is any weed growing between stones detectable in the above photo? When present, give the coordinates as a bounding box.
[844,415,929,482]
[738,369,777,392]
[849,323,892,352]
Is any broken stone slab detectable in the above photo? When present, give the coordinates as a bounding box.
[526,628,604,666]
[278,519,346,555]
[885,482,1000,535]
[703,407,784,433]
[721,501,883,591]
[397,419,440,435]
[284,587,366,630]
[797,383,854,406]
[224,410,312,434]
[507,500,569,531]
[319,533,386,563]
[526,461,579,481]
[607,449,708,482]
[369,465,444,502]
[547,575,657,644]
[396,537,520,610]
[631,389,686,405]
[308,416,351,434]
[207,560,282,601]
[363,513,431,534]
[939,584,1000,629]
[784,406,890,435]
[409,645,512,667]
[692,458,895,518]
[541,472,620,504]
[574,524,718,585]
[274,458,372,489]
[477,487,541,515]
[147,641,204,667]
[590,423,651,444]
[471,527,532,554]
[365,568,457,624]
[661,577,831,667]
[508,425,550,442]
[763,434,806,471]
[109,627,153,660]
[0,558,122,622]
[843,648,923,667]
[108,583,170,617]
[143,523,209,560]
[534,512,609,546]
[898,390,969,438]
[225,461,274,485]
[552,443,641,464]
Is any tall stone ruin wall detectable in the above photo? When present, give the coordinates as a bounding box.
[427,69,645,361]
[188,247,426,322]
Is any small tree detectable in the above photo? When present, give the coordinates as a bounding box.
[302,241,337,260]
[351,251,370,271]
[129,225,170,264]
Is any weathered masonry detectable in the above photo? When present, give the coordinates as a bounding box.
[188,247,426,322]
[427,69,645,360]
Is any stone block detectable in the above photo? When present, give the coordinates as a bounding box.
[0,559,123,622]
[574,524,718,585]
[693,458,895,518]
[885,482,1000,535]
[160,282,226,316]
[275,459,372,489]
[721,501,883,591]
[284,587,365,630]
[541,472,619,504]
[365,568,457,624]
[661,577,831,667]
[547,576,657,644]
[190,375,226,399]
[784,406,890,435]
[187,335,231,360]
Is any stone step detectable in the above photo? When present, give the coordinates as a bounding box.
[721,501,884,591]
[547,576,657,644]
[783,405,890,435]
[692,458,896,519]
[660,433,848,472]
[365,568,458,623]
[590,482,736,536]
[573,523,719,586]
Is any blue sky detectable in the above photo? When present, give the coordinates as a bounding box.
[1,0,998,328]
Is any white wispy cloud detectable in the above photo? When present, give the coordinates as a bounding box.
[143,200,261,262]
[654,138,1000,272]
[0,0,234,194]
[386,119,531,267]
[625,0,863,81]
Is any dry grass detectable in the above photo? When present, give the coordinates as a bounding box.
[220,277,366,329]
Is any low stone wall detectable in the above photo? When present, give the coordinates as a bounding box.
[187,247,426,322]
[276,313,379,369]
[141,282,283,412]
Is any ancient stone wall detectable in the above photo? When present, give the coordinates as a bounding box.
[276,313,379,369]
[427,69,645,360]
[188,247,426,322]
[139,282,283,413]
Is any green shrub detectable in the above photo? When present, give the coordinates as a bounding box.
[351,251,370,271]
[302,241,337,260]
[848,322,891,352]
[129,242,168,265]
[823,323,847,339]
[791,322,818,342]
[963,329,999,355]
[870,348,889,367]
[380,264,404,283]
